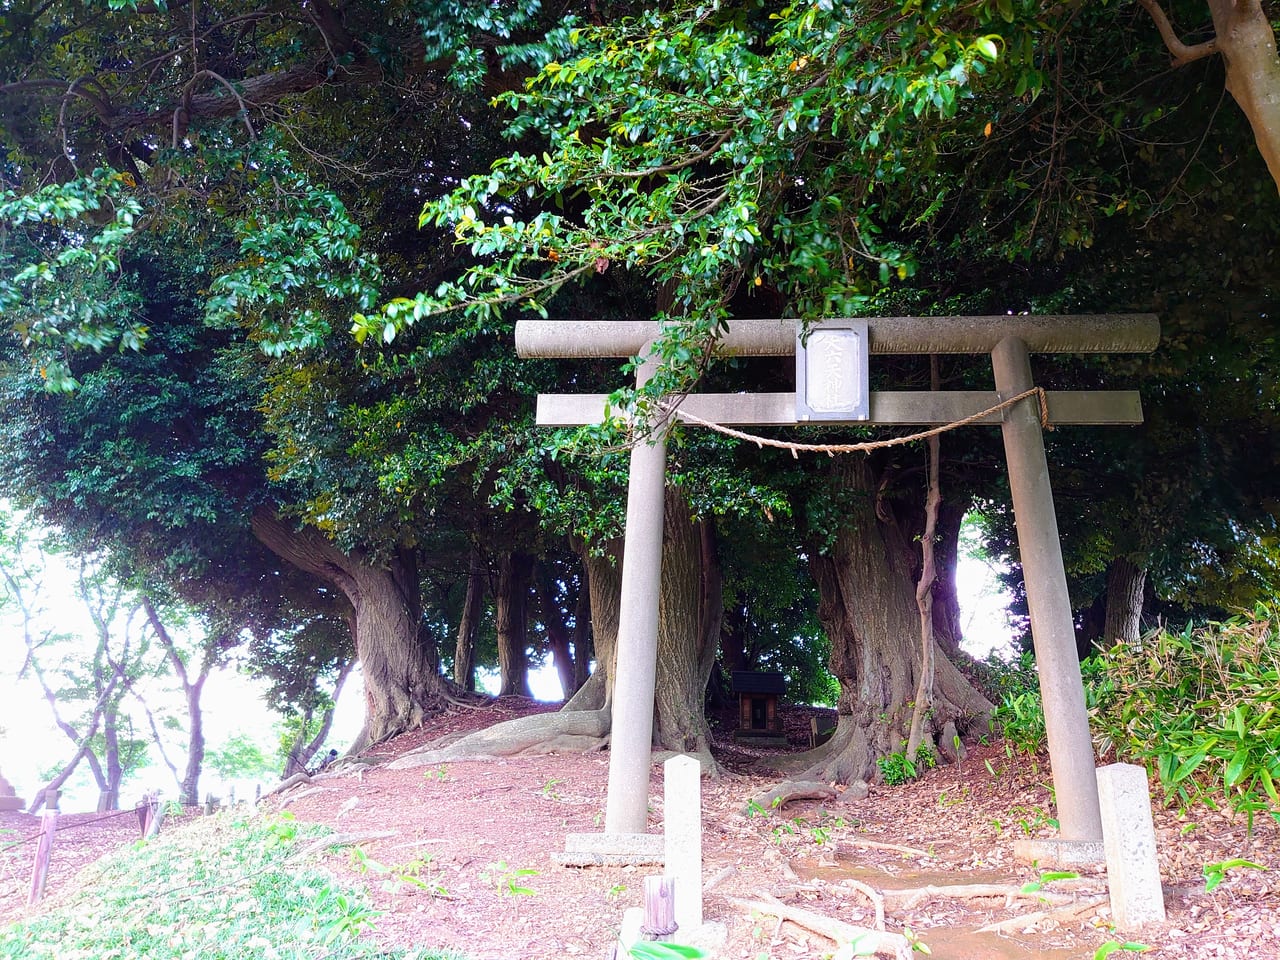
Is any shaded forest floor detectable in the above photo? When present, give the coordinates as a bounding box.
[2,698,1277,959]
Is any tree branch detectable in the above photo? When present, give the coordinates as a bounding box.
[1136,0,1219,66]
[143,596,191,689]
[250,507,361,597]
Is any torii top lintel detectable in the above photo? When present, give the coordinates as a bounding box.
[514,315,1160,359]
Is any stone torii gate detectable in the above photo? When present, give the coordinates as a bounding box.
[516,315,1159,857]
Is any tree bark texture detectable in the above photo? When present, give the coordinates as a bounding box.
[1103,557,1148,646]
[251,509,446,742]
[794,459,992,784]
[495,552,533,698]
[653,489,722,761]
[453,547,486,691]
[564,539,622,712]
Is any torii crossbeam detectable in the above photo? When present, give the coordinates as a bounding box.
[517,315,1159,859]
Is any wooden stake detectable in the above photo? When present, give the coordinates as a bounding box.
[27,788,59,906]
[641,875,677,940]
[145,797,165,838]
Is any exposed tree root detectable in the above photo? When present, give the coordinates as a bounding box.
[745,780,838,815]
[975,897,1105,934]
[730,893,912,960]
[840,878,887,930]
[296,829,399,860]
[882,882,1101,910]
[262,772,311,799]
[765,716,855,778]
[770,879,888,930]
[386,707,612,768]
[834,839,934,859]
[704,865,737,894]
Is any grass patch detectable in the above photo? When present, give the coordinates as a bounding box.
[0,811,459,960]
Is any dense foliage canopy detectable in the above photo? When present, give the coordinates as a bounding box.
[2,0,1279,793]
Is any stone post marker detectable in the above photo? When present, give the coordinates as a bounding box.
[664,754,703,931]
[1097,763,1166,929]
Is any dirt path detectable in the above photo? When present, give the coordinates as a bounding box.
[3,700,1277,959]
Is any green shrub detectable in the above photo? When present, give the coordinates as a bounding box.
[1090,606,1280,833]
[877,745,937,786]
[987,652,1049,755]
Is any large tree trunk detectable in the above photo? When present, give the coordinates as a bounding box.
[453,547,485,691]
[563,538,622,712]
[786,459,993,784]
[1103,556,1147,646]
[495,552,533,698]
[653,490,722,763]
[252,508,447,742]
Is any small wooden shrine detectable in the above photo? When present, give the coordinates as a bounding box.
[731,671,786,740]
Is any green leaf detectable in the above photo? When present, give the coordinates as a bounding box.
[1171,751,1208,783]
[1094,943,1150,959]
[627,943,708,959]
[1225,748,1249,788]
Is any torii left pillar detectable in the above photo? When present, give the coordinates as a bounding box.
[606,342,668,834]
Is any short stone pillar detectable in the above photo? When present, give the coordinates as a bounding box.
[1097,763,1166,929]
[663,754,703,931]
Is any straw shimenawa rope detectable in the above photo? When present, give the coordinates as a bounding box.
[656,386,1049,457]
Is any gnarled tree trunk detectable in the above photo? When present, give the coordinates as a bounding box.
[563,538,621,712]
[653,490,722,763]
[571,579,593,693]
[251,508,446,743]
[784,459,992,784]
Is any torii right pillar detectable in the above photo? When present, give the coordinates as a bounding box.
[993,336,1104,847]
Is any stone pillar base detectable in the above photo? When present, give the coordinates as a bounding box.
[554,832,665,867]
[1013,837,1105,869]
